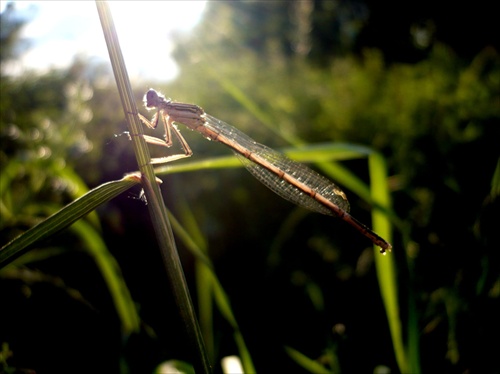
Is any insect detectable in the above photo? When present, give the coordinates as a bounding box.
[138,89,392,253]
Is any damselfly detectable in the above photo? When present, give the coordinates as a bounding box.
[138,89,392,253]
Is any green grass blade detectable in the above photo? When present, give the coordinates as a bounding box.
[369,152,407,373]
[70,219,140,333]
[57,165,102,229]
[284,346,332,374]
[490,157,500,197]
[171,198,216,361]
[96,2,211,371]
[0,174,140,268]
[167,206,256,373]
[156,142,369,175]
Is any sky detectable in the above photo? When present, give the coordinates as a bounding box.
[0,1,207,82]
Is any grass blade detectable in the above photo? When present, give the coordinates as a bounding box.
[96,2,211,372]
[0,174,140,268]
[70,219,140,333]
[167,204,256,373]
[284,346,332,374]
[369,152,406,373]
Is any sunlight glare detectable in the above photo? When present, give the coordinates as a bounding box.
[2,1,207,82]
[109,1,207,81]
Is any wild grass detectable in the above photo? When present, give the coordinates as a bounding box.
[0,1,400,373]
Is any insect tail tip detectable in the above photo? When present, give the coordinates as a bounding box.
[379,244,393,255]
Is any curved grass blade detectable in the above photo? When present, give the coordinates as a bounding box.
[70,219,141,333]
[0,174,140,268]
[167,206,256,373]
[369,152,406,372]
[284,346,332,374]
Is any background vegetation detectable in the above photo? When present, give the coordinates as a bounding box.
[1,1,499,373]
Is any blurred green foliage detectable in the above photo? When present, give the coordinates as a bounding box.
[1,1,499,373]
[0,68,96,239]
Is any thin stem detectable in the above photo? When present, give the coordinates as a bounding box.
[95,2,211,372]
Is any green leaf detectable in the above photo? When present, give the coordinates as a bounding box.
[369,152,407,373]
[167,207,256,374]
[0,174,140,268]
[490,158,500,198]
[70,219,140,333]
[285,346,332,374]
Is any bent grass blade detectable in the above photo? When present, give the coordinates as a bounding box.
[0,174,141,268]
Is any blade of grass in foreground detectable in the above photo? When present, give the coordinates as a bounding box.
[0,174,141,268]
[96,2,211,372]
[168,198,256,373]
[285,346,332,374]
[369,152,407,373]
[0,174,142,333]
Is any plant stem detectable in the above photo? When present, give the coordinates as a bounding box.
[95,2,211,372]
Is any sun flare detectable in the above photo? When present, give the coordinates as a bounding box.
[2,1,207,82]
[108,1,207,81]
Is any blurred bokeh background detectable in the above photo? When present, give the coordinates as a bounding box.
[1,1,499,373]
